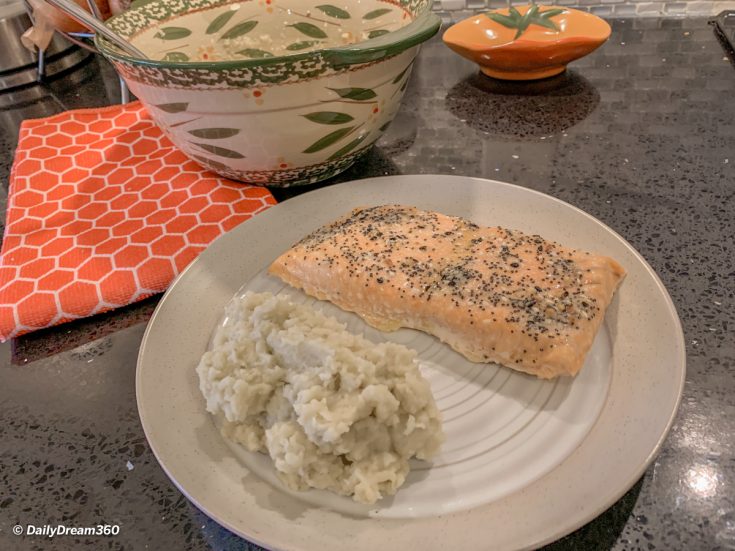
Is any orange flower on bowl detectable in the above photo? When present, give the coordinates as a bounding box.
[443,5,611,80]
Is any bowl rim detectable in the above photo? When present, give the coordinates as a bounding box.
[95,0,441,69]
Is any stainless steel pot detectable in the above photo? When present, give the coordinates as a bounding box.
[0,0,90,92]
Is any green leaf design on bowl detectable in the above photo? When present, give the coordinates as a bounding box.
[392,61,413,83]
[485,5,565,39]
[154,102,189,113]
[286,40,321,50]
[236,48,274,58]
[188,128,241,139]
[193,143,246,158]
[206,10,235,34]
[221,20,259,40]
[303,126,355,153]
[315,4,351,19]
[289,22,328,39]
[303,112,355,124]
[328,133,367,160]
[328,87,377,100]
[532,8,565,30]
[368,29,390,38]
[154,27,191,40]
[162,51,189,61]
[363,8,392,19]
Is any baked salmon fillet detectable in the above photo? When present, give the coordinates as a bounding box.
[269,205,626,379]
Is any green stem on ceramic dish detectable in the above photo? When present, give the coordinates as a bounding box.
[277,6,341,27]
[389,61,413,97]
[160,43,190,53]
[168,116,203,128]
[364,23,389,32]
[484,3,565,40]
[393,61,413,83]
[390,79,409,97]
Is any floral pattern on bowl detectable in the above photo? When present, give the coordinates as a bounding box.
[442,5,611,81]
[146,55,416,185]
[96,0,439,186]
[132,0,412,62]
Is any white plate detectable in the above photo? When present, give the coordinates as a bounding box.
[137,175,685,551]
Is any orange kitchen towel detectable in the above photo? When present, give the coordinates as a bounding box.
[0,101,275,341]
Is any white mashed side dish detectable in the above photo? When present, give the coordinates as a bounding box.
[196,291,444,505]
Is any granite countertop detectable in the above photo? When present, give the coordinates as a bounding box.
[1,16,734,551]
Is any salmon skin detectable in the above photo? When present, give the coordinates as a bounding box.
[269,205,626,379]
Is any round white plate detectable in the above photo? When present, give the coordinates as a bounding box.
[137,175,685,551]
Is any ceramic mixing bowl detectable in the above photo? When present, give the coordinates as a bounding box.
[96,0,439,186]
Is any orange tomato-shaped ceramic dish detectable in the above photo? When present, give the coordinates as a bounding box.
[443,5,611,80]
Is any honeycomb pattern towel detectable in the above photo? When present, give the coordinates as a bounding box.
[0,101,275,341]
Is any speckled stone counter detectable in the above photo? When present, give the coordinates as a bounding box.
[1,16,734,551]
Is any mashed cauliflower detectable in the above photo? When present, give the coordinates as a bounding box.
[196,291,444,504]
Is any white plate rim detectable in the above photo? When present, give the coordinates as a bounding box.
[136,175,686,551]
